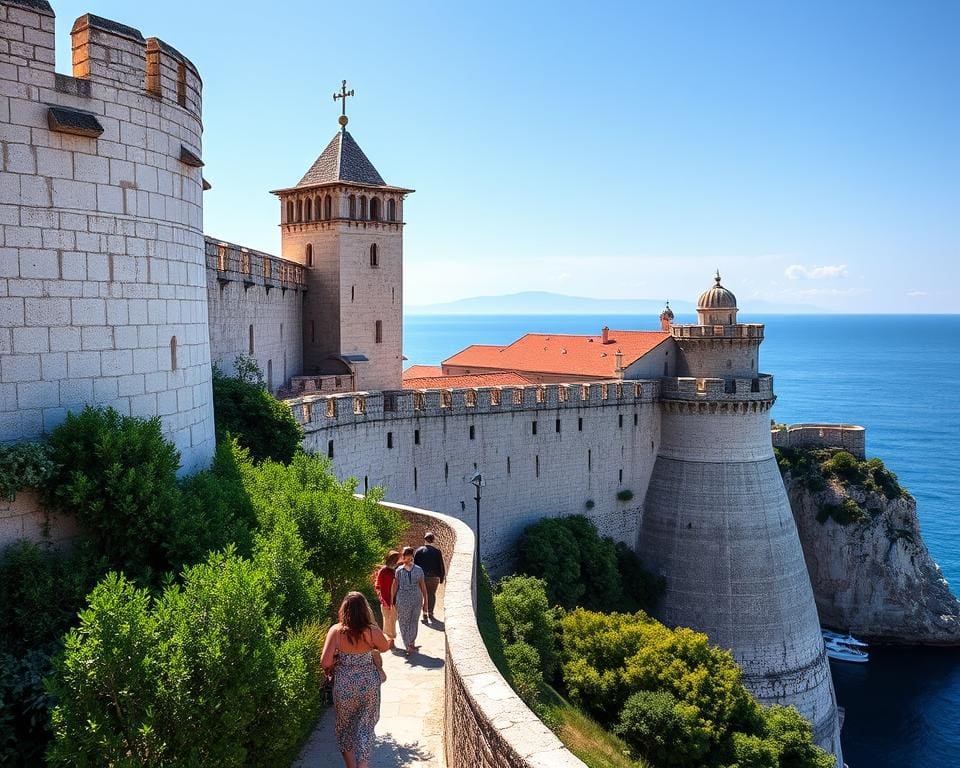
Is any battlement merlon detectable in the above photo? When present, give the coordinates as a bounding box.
[0,1,56,80]
[289,380,662,429]
[205,237,309,292]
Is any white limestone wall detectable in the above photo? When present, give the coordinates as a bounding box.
[0,2,214,472]
[296,383,660,570]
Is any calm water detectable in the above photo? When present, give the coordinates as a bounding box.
[404,313,960,767]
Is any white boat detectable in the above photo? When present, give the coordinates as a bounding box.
[821,629,869,648]
[824,638,869,663]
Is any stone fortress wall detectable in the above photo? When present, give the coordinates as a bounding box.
[204,236,306,391]
[0,0,214,471]
[772,423,866,460]
[294,381,661,570]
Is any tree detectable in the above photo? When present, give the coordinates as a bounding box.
[493,575,559,676]
[516,518,584,607]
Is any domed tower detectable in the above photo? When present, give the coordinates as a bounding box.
[659,301,675,332]
[637,273,843,764]
[271,82,413,391]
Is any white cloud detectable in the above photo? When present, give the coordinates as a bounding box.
[906,290,927,298]
[785,264,849,280]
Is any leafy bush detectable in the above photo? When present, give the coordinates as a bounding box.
[863,457,903,500]
[821,451,863,483]
[516,515,661,612]
[815,498,867,526]
[615,690,708,767]
[616,489,634,502]
[493,575,559,676]
[0,442,56,501]
[516,517,584,607]
[0,645,58,767]
[48,549,327,768]
[504,641,543,705]
[212,360,303,463]
[243,451,405,598]
[43,406,181,580]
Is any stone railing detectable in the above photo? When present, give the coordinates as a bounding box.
[660,374,774,401]
[278,374,356,400]
[291,380,660,428]
[671,323,764,341]
[771,423,866,459]
[379,501,586,768]
[204,236,307,290]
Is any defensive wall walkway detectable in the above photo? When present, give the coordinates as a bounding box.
[295,502,586,768]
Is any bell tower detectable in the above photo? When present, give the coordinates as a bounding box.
[271,82,413,391]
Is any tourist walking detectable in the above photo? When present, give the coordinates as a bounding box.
[414,532,445,622]
[391,546,428,655]
[321,592,391,768]
[374,550,400,649]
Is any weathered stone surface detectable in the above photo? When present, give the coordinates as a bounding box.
[788,477,960,645]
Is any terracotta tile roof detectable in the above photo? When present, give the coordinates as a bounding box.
[402,371,535,390]
[402,365,443,379]
[442,330,670,378]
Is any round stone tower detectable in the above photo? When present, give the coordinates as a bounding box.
[637,273,843,764]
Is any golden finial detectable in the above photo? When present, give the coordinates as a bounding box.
[333,79,354,130]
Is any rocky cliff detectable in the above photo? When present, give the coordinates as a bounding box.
[779,448,960,645]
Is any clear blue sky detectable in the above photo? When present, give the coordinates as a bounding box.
[52,0,958,312]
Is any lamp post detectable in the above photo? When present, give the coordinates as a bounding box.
[470,471,483,576]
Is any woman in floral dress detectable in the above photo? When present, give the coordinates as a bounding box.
[321,592,390,768]
[391,546,428,655]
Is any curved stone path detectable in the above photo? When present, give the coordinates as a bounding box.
[295,593,447,768]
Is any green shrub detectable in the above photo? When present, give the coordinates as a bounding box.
[44,406,181,580]
[728,731,779,768]
[762,705,836,768]
[815,498,867,526]
[615,690,708,767]
[616,489,634,502]
[48,548,327,767]
[864,457,903,500]
[820,451,863,483]
[212,360,303,463]
[493,575,559,676]
[562,515,623,611]
[242,451,405,598]
[0,645,58,767]
[0,442,56,501]
[614,542,665,613]
[504,641,543,705]
[516,517,584,608]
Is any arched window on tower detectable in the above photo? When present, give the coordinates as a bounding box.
[314,196,321,220]
[360,196,368,220]
[295,199,303,222]
[387,199,397,222]
[324,194,332,219]
[349,194,356,219]
[375,320,383,344]
[249,324,255,355]
[369,243,378,268]
[305,244,313,267]
[170,336,177,370]
[286,200,294,223]
[304,198,312,221]
[370,197,381,221]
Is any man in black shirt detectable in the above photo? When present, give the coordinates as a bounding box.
[414,532,445,622]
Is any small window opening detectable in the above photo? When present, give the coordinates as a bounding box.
[305,198,312,220]
[360,195,368,219]
[444,462,449,481]
[578,417,583,432]
[370,243,379,267]
[364,476,369,493]
[351,286,355,302]
[414,467,418,491]
[170,336,177,370]
[619,468,623,484]
[306,244,313,267]
[507,456,511,474]
[535,455,539,478]
[375,320,383,344]
[286,200,294,223]
[387,432,393,449]
[327,440,334,458]
[388,199,397,221]
[370,197,381,221]
[248,324,254,355]
[176,61,186,107]
[555,418,561,433]
[296,199,303,222]
[618,414,623,428]
[532,420,537,435]
[349,195,357,219]
[324,194,332,219]
[469,425,475,440]
[588,449,592,471]
[414,429,420,445]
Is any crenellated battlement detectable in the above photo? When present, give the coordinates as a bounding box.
[205,237,308,292]
[671,323,764,342]
[291,379,661,429]
[660,374,774,401]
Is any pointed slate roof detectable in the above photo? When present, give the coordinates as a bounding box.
[297,130,386,188]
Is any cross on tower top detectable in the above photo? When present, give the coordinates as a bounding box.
[333,80,354,131]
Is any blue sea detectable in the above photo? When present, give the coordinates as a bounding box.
[404,313,960,768]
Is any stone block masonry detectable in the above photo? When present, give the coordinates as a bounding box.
[0,0,215,472]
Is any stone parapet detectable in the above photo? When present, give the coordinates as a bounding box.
[660,374,774,401]
[292,380,660,428]
[379,501,585,768]
[205,237,307,291]
[671,323,764,341]
[772,423,865,460]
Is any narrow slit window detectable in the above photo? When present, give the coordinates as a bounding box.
[364,476,369,493]
[414,429,420,445]
[414,467,418,491]
[375,320,383,344]
[327,440,334,458]
[170,336,177,370]
[469,425,475,440]
[532,420,537,435]
[535,455,539,478]
[507,456,511,474]
[588,449,592,471]
[305,244,313,267]
[444,462,449,481]
[248,324,254,355]
[619,469,623,483]
[618,414,623,428]
[370,243,379,267]
[555,418,561,433]
[578,417,583,432]
[387,431,393,449]
[634,413,638,426]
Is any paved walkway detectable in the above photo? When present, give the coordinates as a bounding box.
[295,592,447,768]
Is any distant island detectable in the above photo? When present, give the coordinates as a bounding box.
[406,291,819,316]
